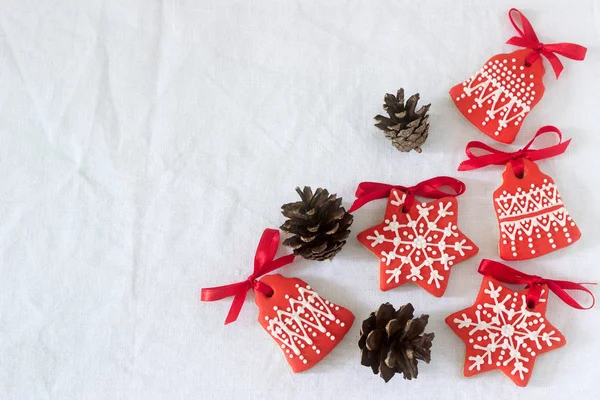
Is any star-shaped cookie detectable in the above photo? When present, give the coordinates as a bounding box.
[445,276,566,386]
[357,189,478,296]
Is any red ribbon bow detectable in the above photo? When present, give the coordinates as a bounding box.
[506,8,587,78]
[458,125,570,177]
[200,229,295,325]
[478,259,595,310]
[348,176,466,213]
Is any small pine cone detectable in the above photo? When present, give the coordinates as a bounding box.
[280,187,353,261]
[358,303,434,382]
[374,88,430,153]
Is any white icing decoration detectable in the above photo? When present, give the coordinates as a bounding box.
[366,191,473,288]
[455,58,537,136]
[265,284,343,360]
[452,282,559,381]
[495,181,575,255]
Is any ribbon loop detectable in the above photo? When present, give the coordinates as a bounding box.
[506,8,587,78]
[200,228,295,324]
[348,176,465,213]
[458,125,571,173]
[478,259,595,310]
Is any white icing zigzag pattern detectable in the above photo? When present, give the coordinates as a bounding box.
[495,180,561,219]
[265,284,345,365]
[500,207,572,242]
[366,192,473,289]
[497,179,576,257]
[454,57,537,137]
[452,281,560,382]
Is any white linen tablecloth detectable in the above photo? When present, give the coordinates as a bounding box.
[1,0,599,398]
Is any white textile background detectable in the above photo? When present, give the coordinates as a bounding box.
[1,0,599,399]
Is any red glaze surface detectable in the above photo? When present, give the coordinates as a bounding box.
[446,276,566,387]
[357,189,478,296]
[450,49,545,144]
[494,159,581,260]
[255,274,354,373]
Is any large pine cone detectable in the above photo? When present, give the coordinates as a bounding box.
[280,187,353,261]
[359,303,434,382]
[374,88,430,153]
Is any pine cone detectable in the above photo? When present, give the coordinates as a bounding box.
[358,303,434,382]
[374,88,430,153]
[280,187,353,261]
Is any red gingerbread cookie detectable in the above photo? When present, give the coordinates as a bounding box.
[357,188,478,296]
[446,259,594,387]
[446,275,566,387]
[256,274,354,373]
[458,126,580,261]
[450,49,545,144]
[494,158,581,260]
[449,9,586,144]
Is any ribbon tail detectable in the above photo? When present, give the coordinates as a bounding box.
[348,195,372,213]
[201,282,246,302]
[545,43,588,60]
[224,287,250,325]
[543,50,565,79]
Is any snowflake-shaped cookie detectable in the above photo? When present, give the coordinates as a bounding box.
[445,276,566,387]
[357,189,479,296]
